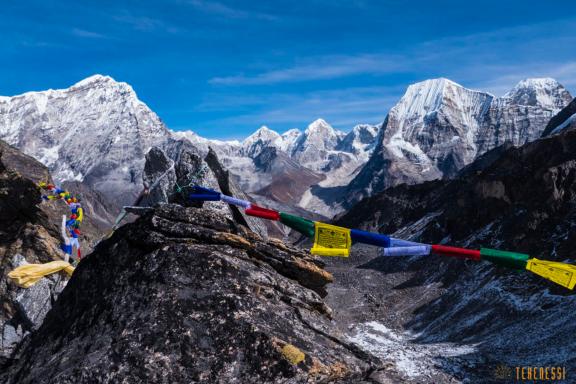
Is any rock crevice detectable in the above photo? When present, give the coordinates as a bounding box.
[2,204,379,383]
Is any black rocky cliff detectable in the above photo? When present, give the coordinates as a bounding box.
[0,139,120,361]
[1,204,382,383]
[330,125,576,380]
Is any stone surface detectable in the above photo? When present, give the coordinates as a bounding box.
[0,142,71,359]
[137,145,271,239]
[342,78,572,210]
[1,204,381,383]
[542,97,576,136]
[330,127,576,382]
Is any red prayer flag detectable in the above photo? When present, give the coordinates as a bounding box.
[245,204,280,221]
[431,245,481,261]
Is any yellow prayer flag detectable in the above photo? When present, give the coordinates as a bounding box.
[526,258,576,290]
[310,222,351,257]
[8,261,75,288]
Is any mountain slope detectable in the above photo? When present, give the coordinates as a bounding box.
[0,75,379,219]
[330,127,576,382]
[343,77,572,208]
[183,120,379,218]
[1,204,383,383]
[541,97,576,136]
[251,147,325,205]
[0,75,177,207]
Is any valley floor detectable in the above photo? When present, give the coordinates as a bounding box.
[324,246,494,384]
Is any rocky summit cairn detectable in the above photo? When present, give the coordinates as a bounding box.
[1,204,380,383]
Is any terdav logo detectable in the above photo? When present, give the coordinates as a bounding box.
[493,365,567,381]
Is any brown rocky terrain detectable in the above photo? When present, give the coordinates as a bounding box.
[1,204,391,383]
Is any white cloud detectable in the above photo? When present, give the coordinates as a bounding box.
[192,86,399,132]
[210,54,408,85]
[71,28,106,39]
[187,0,277,21]
[209,17,576,92]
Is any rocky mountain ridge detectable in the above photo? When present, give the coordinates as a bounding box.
[0,75,177,207]
[542,97,576,136]
[338,77,572,211]
[330,123,576,382]
[1,75,572,221]
[176,119,379,209]
[0,75,379,219]
[0,202,394,383]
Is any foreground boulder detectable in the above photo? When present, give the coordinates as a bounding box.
[2,204,379,383]
[0,140,116,361]
[141,145,269,239]
[0,141,71,360]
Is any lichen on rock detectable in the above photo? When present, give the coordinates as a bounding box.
[1,204,379,383]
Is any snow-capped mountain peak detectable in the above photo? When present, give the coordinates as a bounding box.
[279,128,301,153]
[503,78,571,109]
[280,128,301,141]
[0,74,172,204]
[306,118,334,133]
[352,124,379,139]
[243,125,280,144]
[241,126,282,158]
[392,78,492,123]
[335,123,379,158]
[72,74,116,88]
[345,77,573,210]
[298,118,345,149]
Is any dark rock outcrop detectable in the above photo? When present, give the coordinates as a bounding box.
[542,97,576,136]
[0,140,117,361]
[0,141,68,360]
[205,148,269,239]
[138,146,269,239]
[331,127,576,381]
[2,204,380,383]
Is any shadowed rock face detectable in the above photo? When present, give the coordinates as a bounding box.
[0,141,68,360]
[330,128,576,382]
[343,78,572,211]
[0,140,118,361]
[542,97,576,136]
[139,145,270,239]
[1,204,381,383]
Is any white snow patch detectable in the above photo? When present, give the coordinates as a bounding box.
[550,113,576,135]
[349,321,477,378]
[38,145,60,167]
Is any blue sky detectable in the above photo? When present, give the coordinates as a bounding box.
[2,1,576,139]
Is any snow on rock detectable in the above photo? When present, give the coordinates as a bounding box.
[503,77,571,110]
[278,128,301,153]
[0,74,175,206]
[241,125,282,158]
[193,119,380,214]
[336,124,379,160]
[0,74,378,216]
[542,97,576,136]
[349,321,477,380]
[551,113,576,135]
[290,119,346,171]
[345,77,573,208]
